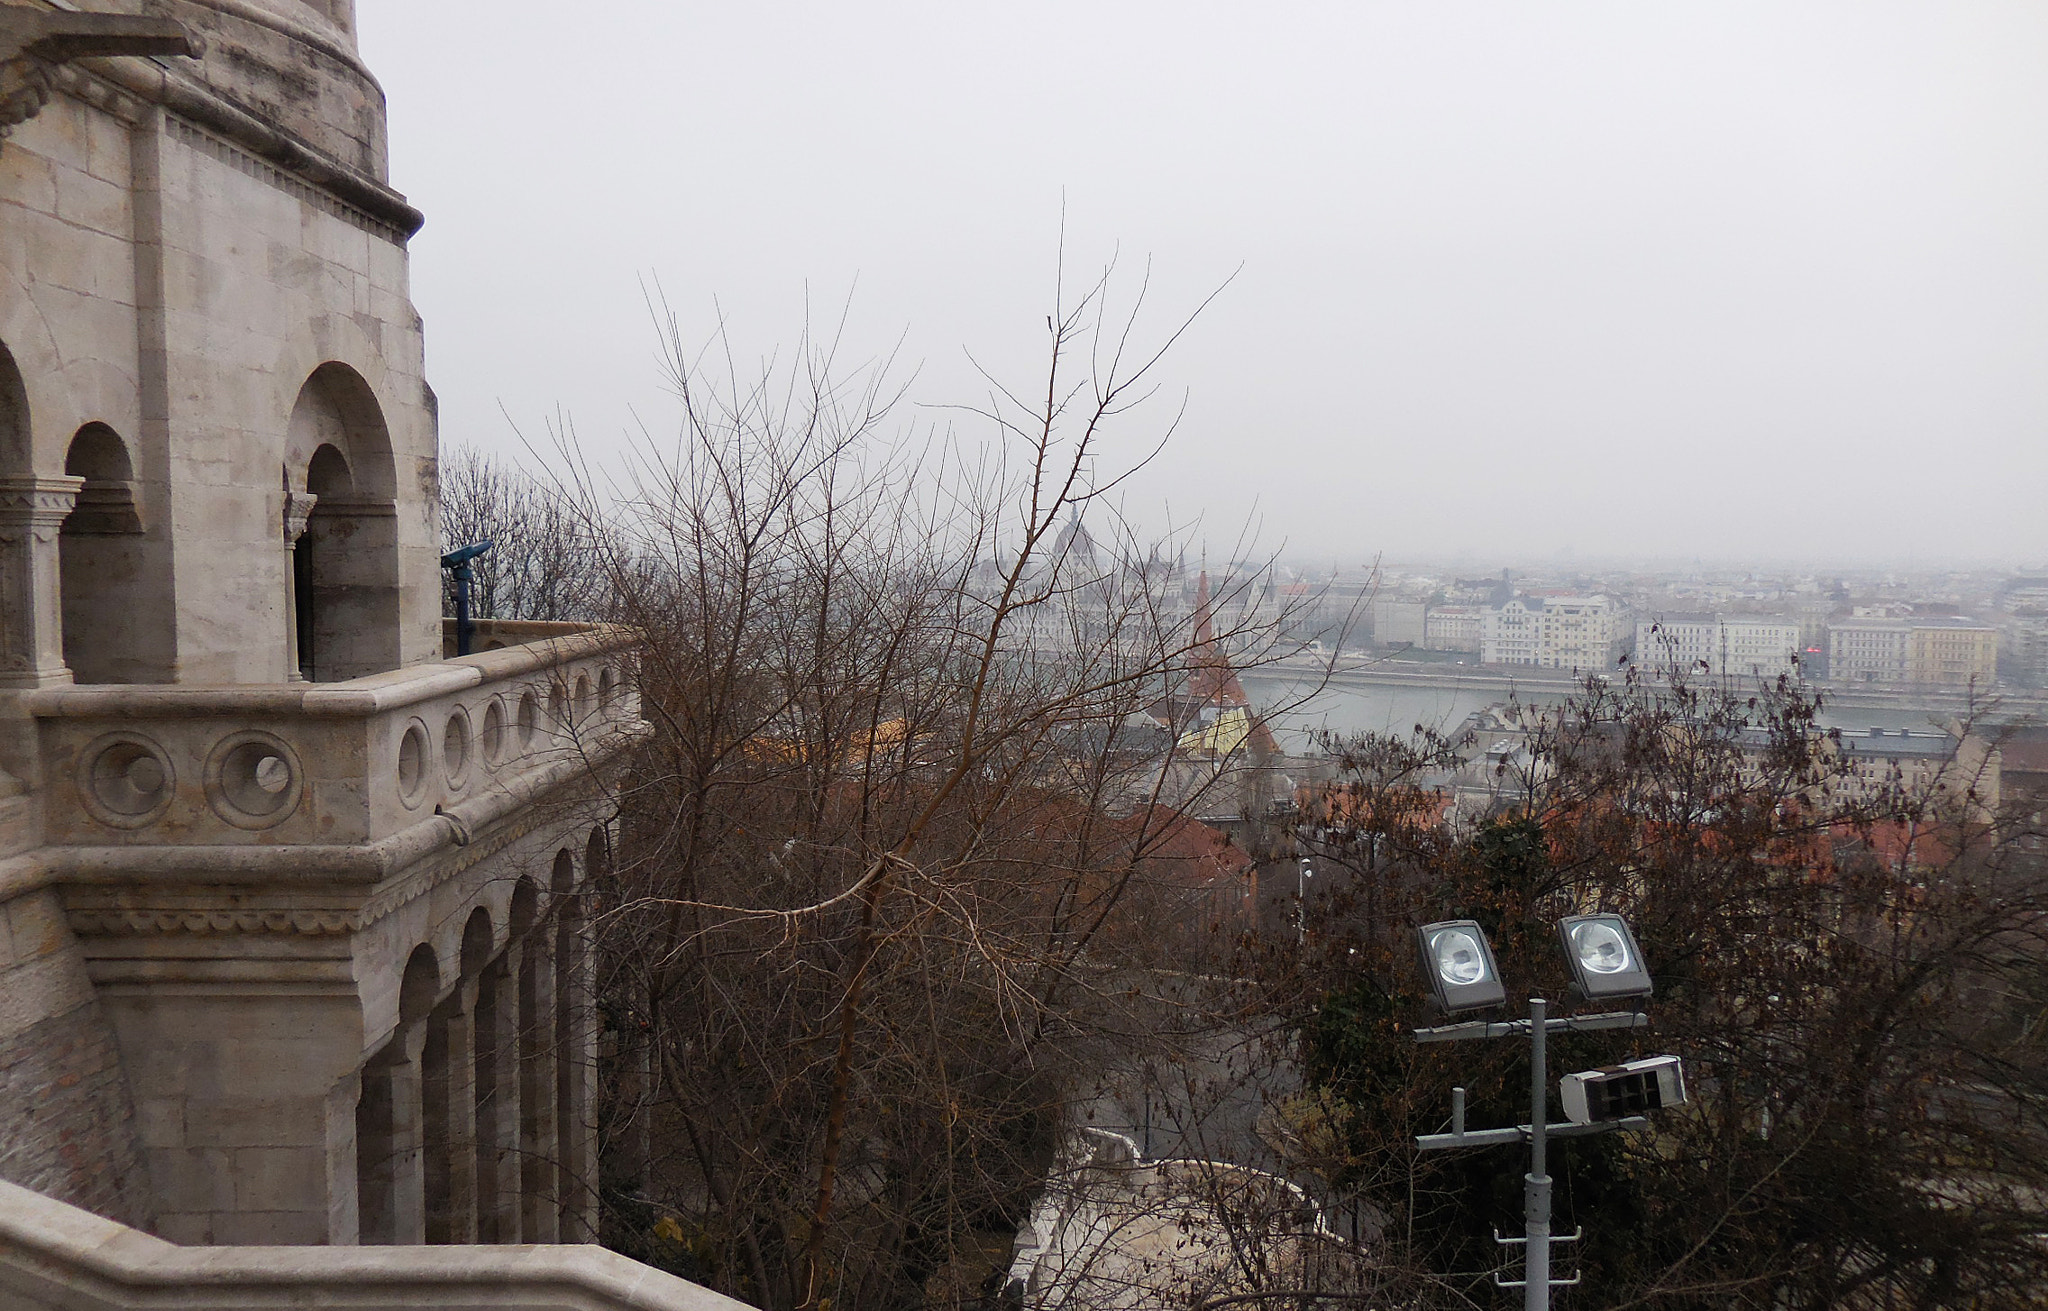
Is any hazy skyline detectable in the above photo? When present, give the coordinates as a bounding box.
[357,2,2048,567]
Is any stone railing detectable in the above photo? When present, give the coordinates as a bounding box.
[442,618,598,658]
[23,626,641,859]
[0,1178,748,1311]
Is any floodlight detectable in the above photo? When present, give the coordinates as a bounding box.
[1560,1055,1686,1124]
[1416,920,1505,1013]
[1557,914,1653,1001]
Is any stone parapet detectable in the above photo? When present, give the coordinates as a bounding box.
[23,627,640,854]
[0,1177,751,1310]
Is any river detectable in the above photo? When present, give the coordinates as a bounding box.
[1240,671,2009,755]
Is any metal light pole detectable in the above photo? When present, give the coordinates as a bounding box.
[1411,915,1674,1308]
[1414,1000,1646,1307]
[1297,857,1312,942]
[1524,997,1552,1310]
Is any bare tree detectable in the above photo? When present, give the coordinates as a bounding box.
[1267,672,2048,1309]
[439,443,605,622]
[547,268,1326,1311]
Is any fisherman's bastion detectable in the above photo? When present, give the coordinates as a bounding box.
[0,1,733,1304]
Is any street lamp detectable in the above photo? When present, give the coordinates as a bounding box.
[1409,915,1683,1311]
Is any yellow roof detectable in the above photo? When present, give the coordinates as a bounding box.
[1178,706,1252,759]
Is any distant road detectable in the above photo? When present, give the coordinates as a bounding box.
[1254,653,2048,722]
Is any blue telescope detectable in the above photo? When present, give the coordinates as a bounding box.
[440,540,493,655]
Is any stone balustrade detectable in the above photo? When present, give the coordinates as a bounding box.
[24,627,641,856]
[0,1178,750,1311]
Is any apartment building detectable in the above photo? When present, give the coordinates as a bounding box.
[1829,616,1998,687]
[1635,613,1801,678]
[1424,605,1484,653]
[1480,598,1543,666]
[1829,617,1913,684]
[1370,597,1427,646]
[1906,618,1998,688]
[1481,596,1628,670]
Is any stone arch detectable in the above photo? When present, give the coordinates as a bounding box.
[550,848,575,897]
[0,339,26,478]
[60,423,154,683]
[459,906,495,978]
[508,878,538,939]
[287,364,399,681]
[398,943,441,1024]
[585,826,611,882]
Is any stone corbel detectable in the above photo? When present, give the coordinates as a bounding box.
[0,6,197,144]
[284,489,318,544]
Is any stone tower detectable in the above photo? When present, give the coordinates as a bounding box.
[0,0,637,1249]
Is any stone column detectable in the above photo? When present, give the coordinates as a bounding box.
[0,476,82,688]
[282,490,315,683]
[423,985,478,1243]
[475,950,522,1243]
[518,933,560,1243]
[357,1023,426,1244]
[555,900,598,1240]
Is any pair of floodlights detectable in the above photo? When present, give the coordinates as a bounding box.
[1417,913,1651,1014]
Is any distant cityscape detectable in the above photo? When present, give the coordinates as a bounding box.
[1270,562,2048,689]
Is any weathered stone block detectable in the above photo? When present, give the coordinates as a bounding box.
[6,890,73,965]
[148,1145,232,1214]
[0,150,61,235]
[53,163,132,240]
[183,1097,317,1150]
[83,111,131,188]
[231,1147,327,1213]
[0,955,95,1040]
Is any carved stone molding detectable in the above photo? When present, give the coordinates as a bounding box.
[0,477,85,523]
[67,908,357,937]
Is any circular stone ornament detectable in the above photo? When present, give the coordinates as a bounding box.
[78,732,177,829]
[396,717,432,809]
[442,706,473,791]
[203,731,305,830]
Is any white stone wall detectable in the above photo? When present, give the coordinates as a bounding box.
[0,14,641,1254]
[2,67,436,692]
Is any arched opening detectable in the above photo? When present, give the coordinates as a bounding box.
[459,907,495,979]
[0,340,25,477]
[0,338,65,688]
[286,365,399,681]
[508,878,538,940]
[552,846,592,1237]
[358,944,440,1244]
[60,424,150,683]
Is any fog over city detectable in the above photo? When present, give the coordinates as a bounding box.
[357,2,2047,567]
[12,0,2048,1298]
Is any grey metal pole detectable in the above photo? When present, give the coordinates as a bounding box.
[1526,997,1551,1311]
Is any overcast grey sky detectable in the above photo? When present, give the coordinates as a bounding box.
[356,2,2048,568]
